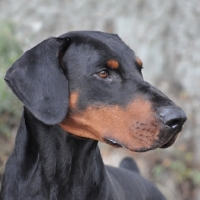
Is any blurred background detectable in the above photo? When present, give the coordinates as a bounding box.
[0,0,200,199]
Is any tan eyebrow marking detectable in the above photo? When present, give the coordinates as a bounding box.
[106,60,119,70]
[135,57,143,68]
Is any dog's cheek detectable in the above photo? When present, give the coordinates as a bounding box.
[59,98,162,151]
[102,99,161,151]
[104,116,161,152]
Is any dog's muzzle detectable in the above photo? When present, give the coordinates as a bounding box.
[158,106,187,148]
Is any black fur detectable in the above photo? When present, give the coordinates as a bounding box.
[119,157,140,174]
[1,31,186,200]
[4,37,70,125]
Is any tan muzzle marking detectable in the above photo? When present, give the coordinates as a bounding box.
[59,97,160,151]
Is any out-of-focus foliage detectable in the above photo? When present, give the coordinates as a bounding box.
[152,146,200,199]
[0,21,22,137]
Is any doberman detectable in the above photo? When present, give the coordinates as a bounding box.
[0,31,186,200]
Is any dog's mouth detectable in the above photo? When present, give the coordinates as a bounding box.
[104,138,124,148]
[104,124,184,151]
[159,125,183,149]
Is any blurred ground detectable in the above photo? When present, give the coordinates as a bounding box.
[0,0,200,199]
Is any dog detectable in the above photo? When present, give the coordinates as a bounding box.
[0,31,186,200]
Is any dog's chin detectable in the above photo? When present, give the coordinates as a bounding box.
[159,131,181,149]
[104,126,183,152]
[159,124,183,149]
[130,131,181,152]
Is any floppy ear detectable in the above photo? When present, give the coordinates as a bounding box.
[4,37,71,125]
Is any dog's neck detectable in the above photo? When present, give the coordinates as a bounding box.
[1,108,113,200]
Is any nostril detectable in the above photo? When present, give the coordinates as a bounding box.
[159,106,187,129]
[165,118,181,129]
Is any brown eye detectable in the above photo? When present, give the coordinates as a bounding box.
[97,70,109,78]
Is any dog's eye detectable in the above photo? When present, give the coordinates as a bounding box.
[97,70,109,78]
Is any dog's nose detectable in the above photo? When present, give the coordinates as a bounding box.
[159,106,187,130]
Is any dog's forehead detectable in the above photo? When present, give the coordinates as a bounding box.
[61,31,135,57]
[61,31,136,72]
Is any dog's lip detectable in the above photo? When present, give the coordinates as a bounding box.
[159,125,183,149]
[104,123,184,150]
[104,138,124,148]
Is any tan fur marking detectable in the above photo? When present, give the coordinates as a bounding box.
[136,57,143,68]
[68,92,79,109]
[106,60,119,70]
[59,98,160,151]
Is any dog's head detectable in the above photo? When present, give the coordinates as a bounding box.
[5,31,186,152]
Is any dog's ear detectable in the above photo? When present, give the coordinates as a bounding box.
[4,37,71,125]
